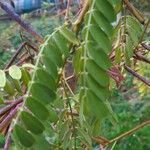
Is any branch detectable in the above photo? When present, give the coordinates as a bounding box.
[0,1,44,43]
[0,98,23,117]
[138,18,150,44]
[109,120,150,144]
[2,103,22,150]
[16,53,34,66]
[94,120,150,147]
[3,133,11,150]
[141,43,150,51]
[123,0,145,24]
[65,0,71,22]
[0,103,22,132]
[4,42,27,69]
[26,43,39,52]
[134,52,150,64]
[124,65,150,86]
[62,80,77,149]
[73,0,89,32]
[4,42,38,69]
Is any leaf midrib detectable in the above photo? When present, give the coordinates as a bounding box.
[82,0,96,89]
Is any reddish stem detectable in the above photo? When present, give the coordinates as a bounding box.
[0,98,23,117]
[0,1,44,43]
[124,65,150,86]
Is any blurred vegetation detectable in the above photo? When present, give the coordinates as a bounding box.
[0,16,62,69]
[131,0,149,12]
[101,75,150,150]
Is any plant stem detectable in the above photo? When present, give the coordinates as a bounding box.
[109,120,150,144]
[0,103,22,132]
[3,133,11,150]
[62,81,77,149]
[141,43,150,51]
[134,53,150,64]
[138,17,150,44]
[63,77,75,96]
[94,120,150,147]
[124,65,150,86]
[110,141,117,150]
[4,42,38,69]
[0,98,23,117]
[2,103,22,150]
[65,0,71,22]
[123,0,144,24]
[4,42,26,69]
[73,0,89,32]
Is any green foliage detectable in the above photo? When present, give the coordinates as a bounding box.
[0,17,63,69]
[10,26,78,148]
[75,0,116,134]
[0,0,149,149]
[0,66,31,102]
[101,87,150,150]
[9,65,22,80]
[114,15,143,66]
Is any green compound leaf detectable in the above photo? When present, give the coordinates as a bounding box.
[11,27,77,148]
[75,0,116,132]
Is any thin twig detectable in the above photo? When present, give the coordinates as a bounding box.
[124,65,150,86]
[2,103,22,150]
[65,0,71,22]
[141,43,150,51]
[0,1,44,43]
[3,132,11,150]
[62,81,77,149]
[55,108,78,116]
[73,0,89,32]
[109,120,150,144]
[0,103,22,132]
[63,77,75,96]
[20,30,38,53]
[4,42,26,69]
[134,53,150,64]
[26,43,39,52]
[123,0,145,24]
[66,74,75,81]
[0,98,23,117]
[16,53,34,66]
[94,120,150,147]
[138,17,150,44]
[4,42,38,69]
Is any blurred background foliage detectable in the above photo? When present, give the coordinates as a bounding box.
[102,74,150,150]
[0,16,62,69]
[0,0,149,149]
